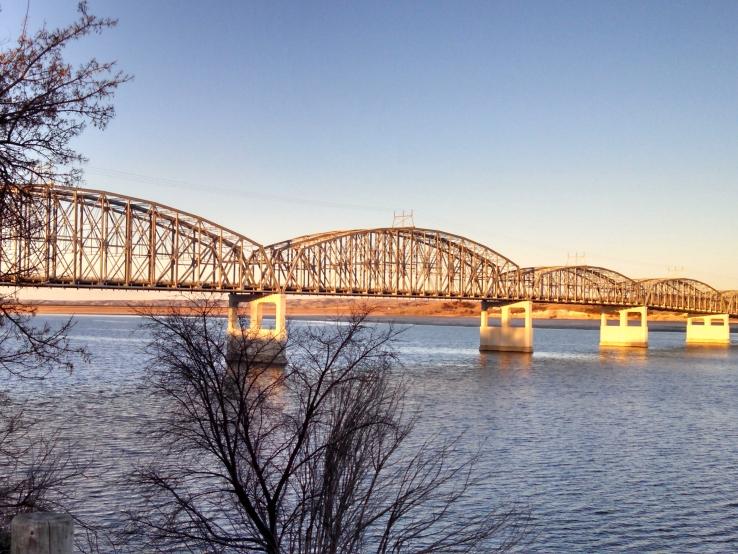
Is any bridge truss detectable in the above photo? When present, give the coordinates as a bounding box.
[0,185,735,317]
[266,228,519,298]
[0,185,276,291]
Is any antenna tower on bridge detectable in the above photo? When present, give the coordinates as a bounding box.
[392,210,415,228]
[565,251,587,266]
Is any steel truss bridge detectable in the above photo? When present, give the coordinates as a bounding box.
[1,185,736,317]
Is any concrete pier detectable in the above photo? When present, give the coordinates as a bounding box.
[600,306,648,348]
[685,314,730,345]
[227,293,287,365]
[480,300,533,353]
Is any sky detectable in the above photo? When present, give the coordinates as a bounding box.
[2,0,738,289]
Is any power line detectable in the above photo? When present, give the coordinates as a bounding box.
[86,166,390,213]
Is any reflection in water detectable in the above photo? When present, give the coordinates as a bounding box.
[226,362,287,408]
[598,345,649,364]
[684,343,731,357]
[479,351,533,372]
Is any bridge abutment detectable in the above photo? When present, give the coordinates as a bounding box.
[685,314,730,345]
[227,293,287,365]
[599,307,648,348]
[480,300,533,353]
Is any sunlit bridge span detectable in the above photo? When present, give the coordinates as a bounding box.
[1,185,736,320]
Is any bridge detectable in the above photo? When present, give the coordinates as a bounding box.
[1,185,735,352]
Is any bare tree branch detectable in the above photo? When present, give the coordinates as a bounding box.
[126,300,528,553]
[0,3,129,549]
[0,1,132,188]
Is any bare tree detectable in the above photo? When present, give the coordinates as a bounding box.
[0,2,129,549]
[0,398,87,552]
[128,300,526,553]
[0,0,131,292]
[0,297,86,552]
[0,0,129,363]
[0,1,131,188]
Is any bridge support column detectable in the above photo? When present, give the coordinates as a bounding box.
[227,293,287,365]
[686,314,730,345]
[480,300,533,353]
[600,306,648,348]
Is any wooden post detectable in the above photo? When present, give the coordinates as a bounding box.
[11,513,73,554]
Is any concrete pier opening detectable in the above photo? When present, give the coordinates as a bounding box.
[480,300,533,353]
[227,293,287,365]
[686,314,730,345]
[599,306,648,348]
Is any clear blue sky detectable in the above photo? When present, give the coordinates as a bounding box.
[3,0,738,288]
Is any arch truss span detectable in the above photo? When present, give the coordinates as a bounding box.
[265,228,520,298]
[722,291,738,318]
[0,185,735,316]
[639,278,726,314]
[0,185,277,291]
[517,266,640,306]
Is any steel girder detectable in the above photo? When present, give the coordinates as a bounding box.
[502,268,737,315]
[516,266,639,306]
[0,186,736,316]
[638,278,725,314]
[722,291,738,316]
[0,185,276,290]
[265,228,520,298]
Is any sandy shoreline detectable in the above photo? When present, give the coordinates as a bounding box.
[20,300,737,333]
[17,302,654,319]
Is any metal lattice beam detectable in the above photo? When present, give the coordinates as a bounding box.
[517,266,639,306]
[1,185,736,317]
[265,228,520,298]
[0,185,276,291]
[639,278,724,314]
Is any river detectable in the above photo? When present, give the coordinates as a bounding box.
[4,315,738,552]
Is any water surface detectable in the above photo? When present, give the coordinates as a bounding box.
[5,315,738,552]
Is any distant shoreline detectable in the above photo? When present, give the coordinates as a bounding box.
[21,302,737,333]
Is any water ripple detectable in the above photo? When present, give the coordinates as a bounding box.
[5,316,738,552]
